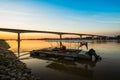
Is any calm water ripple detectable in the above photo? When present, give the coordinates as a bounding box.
[7,40,120,80]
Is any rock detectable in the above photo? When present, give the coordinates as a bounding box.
[17,72,22,77]
[1,75,11,80]
[0,66,6,70]
[14,61,26,69]
[9,72,16,77]
[4,51,17,59]
[0,58,10,66]
[0,40,10,50]
[21,77,26,80]
[0,41,40,80]
[11,78,16,80]
[35,77,41,80]
[0,69,6,74]
[24,69,31,74]
[23,73,28,77]
[0,74,4,79]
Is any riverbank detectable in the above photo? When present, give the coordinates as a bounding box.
[0,47,40,80]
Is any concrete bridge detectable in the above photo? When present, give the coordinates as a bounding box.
[0,28,109,57]
[0,28,108,39]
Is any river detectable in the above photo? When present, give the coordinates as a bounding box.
[6,40,120,80]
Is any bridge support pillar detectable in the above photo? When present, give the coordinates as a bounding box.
[80,35,82,40]
[106,37,109,40]
[17,32,20,57]
[99,37,102,41]
[92,36,94,40]
[59,34,62,48]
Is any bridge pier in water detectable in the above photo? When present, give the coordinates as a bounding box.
[59,34,62,48]
[17,32,20,57]
[106,37,109,40]
[92,36,95,40]
[80,35,82,40]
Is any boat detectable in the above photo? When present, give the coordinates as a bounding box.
[30,47,101,61]
[30,40,102,61]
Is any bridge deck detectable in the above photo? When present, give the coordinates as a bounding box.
[0,28,103,36]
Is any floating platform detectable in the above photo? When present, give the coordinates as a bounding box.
[30,48,92,61]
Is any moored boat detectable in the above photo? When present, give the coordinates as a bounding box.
[30,47,101,61]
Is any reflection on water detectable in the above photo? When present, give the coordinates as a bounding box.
[7,40,53,52]
[6,40,120,80]
[47,62,93,78]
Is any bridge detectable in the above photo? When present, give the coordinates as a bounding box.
[0,28,109,57]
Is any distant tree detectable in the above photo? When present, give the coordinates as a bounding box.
[116,35,120,40]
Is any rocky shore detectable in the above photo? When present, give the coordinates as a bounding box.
[0,47,40,80]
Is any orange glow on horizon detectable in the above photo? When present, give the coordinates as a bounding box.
[0,32,17,39]
[0,31,117,39]
[0,32,60,39]
[0,32,81,39]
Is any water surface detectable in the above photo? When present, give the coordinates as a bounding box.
[7,40,120,80]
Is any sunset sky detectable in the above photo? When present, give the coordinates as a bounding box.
[0,0,120,39]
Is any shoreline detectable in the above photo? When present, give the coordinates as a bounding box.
[0,47,40,80]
